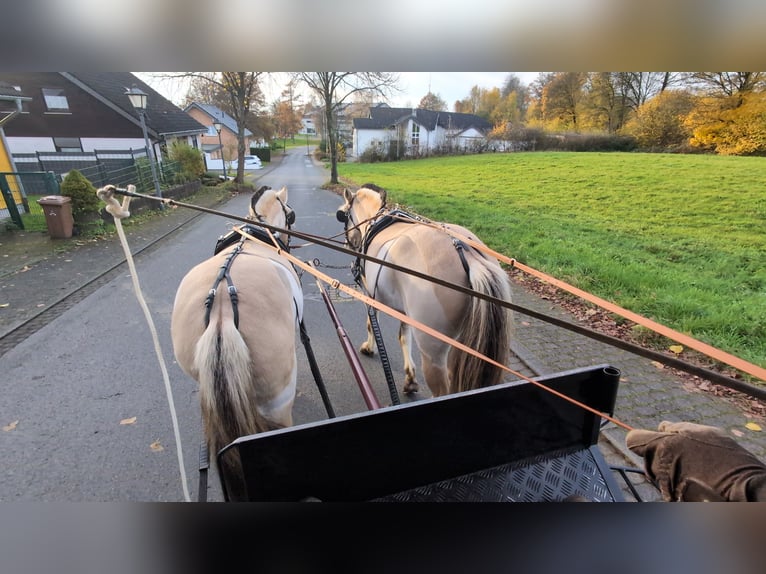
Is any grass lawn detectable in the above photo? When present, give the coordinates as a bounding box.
[337,152,766,374]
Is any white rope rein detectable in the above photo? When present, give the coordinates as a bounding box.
[97,185,191,502]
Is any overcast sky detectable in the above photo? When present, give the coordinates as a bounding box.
[135,72,540,111]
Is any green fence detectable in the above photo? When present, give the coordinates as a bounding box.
[2,158,185,231]
[0,172,59,231]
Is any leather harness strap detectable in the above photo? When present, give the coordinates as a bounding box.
[352,208,472,284]
[204,242,242,329]
[205,222,293,330]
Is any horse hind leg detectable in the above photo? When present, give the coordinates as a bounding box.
[398,322,419,393]
[360,312,376,356]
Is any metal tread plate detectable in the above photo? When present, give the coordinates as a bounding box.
[375,446,620,502]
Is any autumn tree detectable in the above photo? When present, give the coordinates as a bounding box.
[686,91,766,155]
[500,74,529,119]
[540,72,588,131]
[624,89,696,150]
[418,91,447,111]
[294,72,398,184]
[272,99,302,147]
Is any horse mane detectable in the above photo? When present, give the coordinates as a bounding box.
[360,183,387,207]
[250,185,272,212]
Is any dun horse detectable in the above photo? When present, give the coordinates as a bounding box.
[171,186,301,500]
[336,183,513,397]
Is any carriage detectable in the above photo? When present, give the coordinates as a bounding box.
[101,183,686,502]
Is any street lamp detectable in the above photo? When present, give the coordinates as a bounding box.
[212,115,227,180]
[125,85,163,202]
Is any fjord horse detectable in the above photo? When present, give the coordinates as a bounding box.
[337,183,513,398]
[171,186,302,500]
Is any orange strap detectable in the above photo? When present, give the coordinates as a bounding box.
[397,215,766,384]
[238,226,633,432]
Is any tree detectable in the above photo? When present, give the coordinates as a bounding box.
[685,91,766,155]
[581,73,631,133]
[687,72,765,97]
[272,100,302,147]
[541,72,588,131]
[500,73,529,119]
[618,72,679,112]
[170,72,266,183]
[418,91,447,111]
[624,90,696,150]
[294,73,398,184]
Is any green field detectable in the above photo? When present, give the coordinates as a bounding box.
[337,152,766,373]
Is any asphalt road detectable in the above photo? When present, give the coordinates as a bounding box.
[0,148,417,502]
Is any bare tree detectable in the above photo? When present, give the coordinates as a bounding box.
[293,73,399,184]
[686,72,765,97]
[617,72,680,112]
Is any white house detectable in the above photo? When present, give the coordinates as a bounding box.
[352,105,493,159]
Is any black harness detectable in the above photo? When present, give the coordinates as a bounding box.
[349,208,472,284]
[205,216,293,329]
[214,223,290,256]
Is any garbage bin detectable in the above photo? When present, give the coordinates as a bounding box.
[37,195,74,239]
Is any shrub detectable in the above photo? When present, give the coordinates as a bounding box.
[168,141,205,180]
[60,169,101,220]
[249,147,271,163]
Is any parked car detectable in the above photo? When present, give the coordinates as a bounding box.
[231,155,263,170]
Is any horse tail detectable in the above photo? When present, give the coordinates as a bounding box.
[449,253,513,393]
[194,318,268,463]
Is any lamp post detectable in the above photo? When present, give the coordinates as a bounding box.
[125,85,163,202]
[212,115,227,180]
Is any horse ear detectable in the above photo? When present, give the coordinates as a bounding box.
[378,188,387,206]
[277,186,288,202]
[343,188,354,203]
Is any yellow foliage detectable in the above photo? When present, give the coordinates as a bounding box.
[686,93,766,155]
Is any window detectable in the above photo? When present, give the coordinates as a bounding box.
[411,123,420,147]
[53,137,82,152]
[42,88,70,112]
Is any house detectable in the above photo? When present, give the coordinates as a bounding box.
[0,81,32,174]
[352,105,493,158]
[0,72,207,175]
[184,102,254,163]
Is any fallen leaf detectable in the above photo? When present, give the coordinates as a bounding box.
[36,303,45,308]
[669,345,684,355]
[650,361,665,369]
[19,265,31,272]
[120,416,137,425]
[731,428,745,438]
[745,422,762,432]
[521,321,531,327]
[3,420,19,432]
[0,303,8,308]
[150,440,164,452]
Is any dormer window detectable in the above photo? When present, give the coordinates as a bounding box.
[42,88,70,112]
[411,123,420,146]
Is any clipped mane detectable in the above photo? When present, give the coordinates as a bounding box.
[357,183,387,210]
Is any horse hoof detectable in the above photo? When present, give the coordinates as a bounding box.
[403,382,419,394]
[360,345,374,356]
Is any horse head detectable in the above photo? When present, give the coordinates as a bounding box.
[249,185,295,231]
[336,183,387,251]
